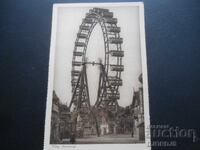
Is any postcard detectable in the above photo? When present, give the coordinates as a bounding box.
[44,2,151,150]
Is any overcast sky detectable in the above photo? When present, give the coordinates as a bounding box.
[53,5,142,107]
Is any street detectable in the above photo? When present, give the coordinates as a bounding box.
[62,134,144,144]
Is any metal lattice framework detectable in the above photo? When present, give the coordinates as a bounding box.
[69,8,124,135]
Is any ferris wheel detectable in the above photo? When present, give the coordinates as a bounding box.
[69,8,124,114]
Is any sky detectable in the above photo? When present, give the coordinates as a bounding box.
[53,5,142,107]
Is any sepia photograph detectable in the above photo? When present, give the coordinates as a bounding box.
[44,2,150,150]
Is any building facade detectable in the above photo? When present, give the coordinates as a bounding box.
[131,74,145,141]
[50,91,61,144]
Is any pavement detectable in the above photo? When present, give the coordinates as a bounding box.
[62,134,144,144]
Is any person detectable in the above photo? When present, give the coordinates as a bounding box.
[70,133,76,144]
[131,130,134,137]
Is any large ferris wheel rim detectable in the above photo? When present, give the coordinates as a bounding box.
[71,7,124,94]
